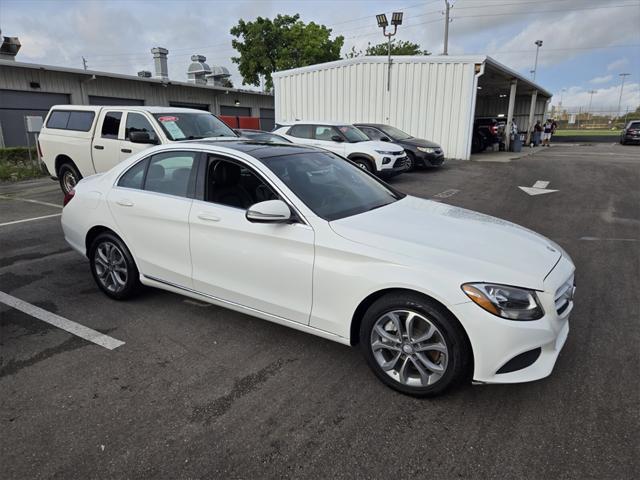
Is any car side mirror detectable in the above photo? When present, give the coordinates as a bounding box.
[129,131,158,144]
[331,135,344,142]
[380,136,391,142]
[246,200,292,223]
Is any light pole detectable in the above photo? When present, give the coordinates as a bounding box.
[532,40,543,81]
[443,1,454,55]
[587,89,597,125]
[376,12,403,91]
[616,73,631,124]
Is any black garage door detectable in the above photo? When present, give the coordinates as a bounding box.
[219,105,252,117]
[0,90,70,147]
[259,108,275,131]
[88,96,144,106]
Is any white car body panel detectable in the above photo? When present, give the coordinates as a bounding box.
[61,142,575,385]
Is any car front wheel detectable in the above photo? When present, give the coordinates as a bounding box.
[89,232,141,300]
[360,293,471,397]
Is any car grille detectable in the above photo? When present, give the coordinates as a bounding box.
[393,157,408,169]
[555,275,575,315]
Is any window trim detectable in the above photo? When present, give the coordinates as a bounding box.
[101,110,124,140]
[45,110,96,132]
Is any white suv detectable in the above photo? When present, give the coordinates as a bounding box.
[273,122,407,177]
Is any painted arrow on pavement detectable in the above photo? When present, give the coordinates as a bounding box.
[519,180,558,196]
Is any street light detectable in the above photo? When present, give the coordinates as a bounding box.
[531,40,543,81]
[616,73,631,123]
[376,11,403,91]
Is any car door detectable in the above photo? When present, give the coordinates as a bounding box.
[312,125,346,156]
[107,150,199,287]
[189,155,314,324]
[119,112,160,162]
[92,110,126,172]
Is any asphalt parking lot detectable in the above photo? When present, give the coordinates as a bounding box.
[1,143,639,479]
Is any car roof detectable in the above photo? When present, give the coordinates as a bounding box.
[185,139,319,159]
[49,105,214,114]
[353,123,387,128]
[278,120,355,127]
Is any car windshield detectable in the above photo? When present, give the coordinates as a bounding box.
[337,125,370,143]
[260,151,403,221]
[153,113,236,141]
[379,125,412,140]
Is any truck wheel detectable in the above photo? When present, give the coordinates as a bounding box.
[352,158,373,173]
[58,163,81,194]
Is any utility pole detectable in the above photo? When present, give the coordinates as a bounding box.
[616,73,631,124]
[587,90,597,125]
[532,40,543,81]
[82,56,88,70]
[443,1,453,55]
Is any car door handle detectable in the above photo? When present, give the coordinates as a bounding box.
[121,148,132,153]
[197,212,221,222]
[116,200,134,207]
[94,145,104,150]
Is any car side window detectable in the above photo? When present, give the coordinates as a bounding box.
[118,158,149,190]
[125,113,157,142]
[144,151,197,198]
[101,112,122,139]
[314,126,336,141]
[205,157,278,210]
[288,124,313,139]
[360,127,382,140]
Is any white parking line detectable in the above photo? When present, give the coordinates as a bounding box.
[0,195,62,209]
[0,291,125,350]
[0,213,62,227]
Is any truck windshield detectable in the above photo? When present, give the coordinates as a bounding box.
[153,113,237,141]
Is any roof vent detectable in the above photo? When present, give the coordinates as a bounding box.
[187,54,212,85]
[137,70,152,78]
[151,47,169,79]
[0,29,21,61]
[206,65,232,87]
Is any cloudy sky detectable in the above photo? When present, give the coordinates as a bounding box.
[2,0,639,112]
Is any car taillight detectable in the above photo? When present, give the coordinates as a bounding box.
[491,126,498,134]
[63,189,75,207]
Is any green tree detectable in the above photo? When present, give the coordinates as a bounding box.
[231,14,344,90]
[345,39,431,58]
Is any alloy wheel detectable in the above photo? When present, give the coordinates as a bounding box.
[370,309,449,387]
[93,241,129,293]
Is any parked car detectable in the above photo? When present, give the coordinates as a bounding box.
[236,129,292,143]
[62,140,575,397]
[39,105,237,193]
[273,122,407,177]
[354,123,444,171]
[620,120,640,145]
[473,117,503,152]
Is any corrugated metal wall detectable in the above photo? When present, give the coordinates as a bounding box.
[274,59,478,159]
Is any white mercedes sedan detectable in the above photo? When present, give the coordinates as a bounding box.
[61,140,575,397]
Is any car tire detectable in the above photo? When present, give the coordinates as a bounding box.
[352,158,374,173]
[89,232,141,300]
[359,292,471,397]
[58,162,82,194]
[405,152,416,172]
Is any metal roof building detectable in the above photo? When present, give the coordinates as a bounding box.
[273,56,552,160]
[0,57,274,147]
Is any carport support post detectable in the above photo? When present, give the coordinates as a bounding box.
[504,79,517,151]
[525,90,538,146]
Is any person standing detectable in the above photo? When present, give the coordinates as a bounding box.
[542,119,553,146]
[533,120,543,146]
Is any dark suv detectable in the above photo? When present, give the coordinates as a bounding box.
[620,121,640,145]
[355,123,444,171]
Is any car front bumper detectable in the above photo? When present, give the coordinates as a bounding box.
[379,156,408,177]
[415,151,445,167]
[450,254,575,384]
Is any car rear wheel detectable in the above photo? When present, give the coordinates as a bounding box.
[352,158,373,173]
[360,293,471,397]
[89,232,141,300]
[58,163,81,194]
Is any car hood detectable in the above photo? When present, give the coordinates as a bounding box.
[362,140,405,153]
[400,137,441,149]
[330,196,561,290]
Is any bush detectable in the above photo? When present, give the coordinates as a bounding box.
[0,147,46,181]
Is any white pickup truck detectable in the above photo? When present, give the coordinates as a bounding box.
[39,105,237,193]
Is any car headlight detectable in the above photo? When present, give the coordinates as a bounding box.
[461,283,544,321]
[417,146,435,153]
[375,150,399,155]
